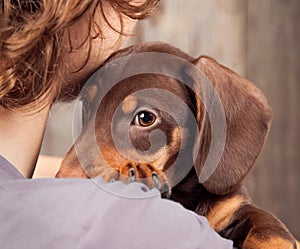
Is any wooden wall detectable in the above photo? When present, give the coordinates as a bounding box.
[41,0,300,236]
[246,0,300,237]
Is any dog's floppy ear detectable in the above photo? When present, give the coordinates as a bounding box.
[189,56,272,195]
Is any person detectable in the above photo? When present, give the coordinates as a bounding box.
[0,1,234,248]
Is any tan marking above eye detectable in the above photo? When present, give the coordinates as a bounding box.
[87,85,98,102]
[121,95,138,114]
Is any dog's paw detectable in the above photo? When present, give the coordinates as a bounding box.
[101,161,171,198]
[85,159,171,198]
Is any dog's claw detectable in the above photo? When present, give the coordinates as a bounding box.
[161,183,172,199]
[128,168,136,182]
[152,172,161,190]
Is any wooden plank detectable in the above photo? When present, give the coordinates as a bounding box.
[129,0,248,74]
[246,0,300,236]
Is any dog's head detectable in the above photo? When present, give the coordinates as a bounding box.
[57,42,272,195]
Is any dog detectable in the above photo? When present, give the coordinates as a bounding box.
[56,42,297,249]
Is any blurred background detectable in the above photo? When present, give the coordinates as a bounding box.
[41,0,300,236]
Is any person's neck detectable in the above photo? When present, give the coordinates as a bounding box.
[0,105,50,178]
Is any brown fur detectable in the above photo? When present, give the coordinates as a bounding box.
[56,42,297,249]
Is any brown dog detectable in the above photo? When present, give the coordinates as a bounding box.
[56,42,297,249]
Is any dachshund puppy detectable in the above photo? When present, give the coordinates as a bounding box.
[56,42,297,249]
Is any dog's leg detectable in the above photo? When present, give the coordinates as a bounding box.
[216,203,297,249]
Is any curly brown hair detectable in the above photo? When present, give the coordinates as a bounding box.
[0,0,160,111]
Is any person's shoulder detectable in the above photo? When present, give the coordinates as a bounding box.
[0,178,234,249]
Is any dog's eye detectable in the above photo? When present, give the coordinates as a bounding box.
[134,111,156,127]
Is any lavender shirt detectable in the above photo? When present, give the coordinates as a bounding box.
[0,155,234,249]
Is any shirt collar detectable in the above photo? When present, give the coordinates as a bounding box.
[0,155,24,180]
